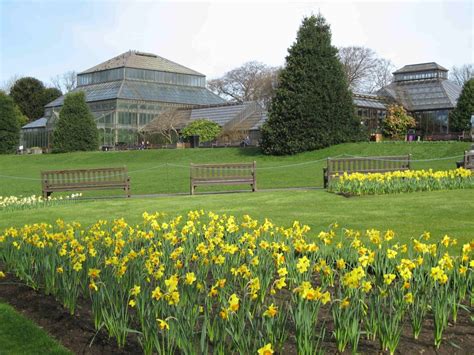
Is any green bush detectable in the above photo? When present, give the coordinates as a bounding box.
[181,119,221,143]
[382,104,416,140]
[52,92,99,152]
[260,15,362,155]
[0,92,21,154]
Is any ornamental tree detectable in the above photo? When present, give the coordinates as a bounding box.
[181,119,221,143]
[382,104,416,140]
[0,92,21,153]
[53,92,99,152]
[449,78,474,132]
[260,14,362,155]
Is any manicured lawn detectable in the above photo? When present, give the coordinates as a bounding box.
[0,142,470,196]
[0,302,70,355]
[1,189,473,245]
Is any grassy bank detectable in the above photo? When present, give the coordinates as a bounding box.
[1,189,473,245]
[0,142,469,196]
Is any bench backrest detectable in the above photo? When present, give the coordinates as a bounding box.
[41,167,128,187]
[190,162,256,181]
[327,155,411,175]
[465,151,474,170]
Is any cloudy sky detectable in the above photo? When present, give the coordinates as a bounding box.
[0,0,472,86]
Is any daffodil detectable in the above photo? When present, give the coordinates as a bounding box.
[263,303,278,317]
[257,343,274,355]
[156,318,169,331]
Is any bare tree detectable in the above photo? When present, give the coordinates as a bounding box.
[338,46,394,93]
[207,61,279,108]
[368,58,395,93]
[50,70,77,93]
[140,108,187,144]
[449,64,473,86]
[0,74,21,94]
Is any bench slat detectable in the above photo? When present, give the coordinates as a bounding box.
[324,155,411,188]
[41,167,130,198]
[190,161,256,195]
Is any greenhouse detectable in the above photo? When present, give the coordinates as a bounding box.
[353,93,387,133]
[42,51,225,148]
[377,62,462,135]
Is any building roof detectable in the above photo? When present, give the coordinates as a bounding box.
[22,117,47,129]
[80,51,204,76]
[377,78,462,111]
[45,80,225,107]
[142,102,267,132]
[393,62,448,74]
[353,93,387,109]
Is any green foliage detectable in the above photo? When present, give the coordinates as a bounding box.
[382,104,416,140]
[9,77,46,120]
[9,77,63,122]
[0,92,21,154]
[449,79,474,132]
[42,87,62,106]
[181,119,221,143]
[52,92,99,152]
[261,14,362,155]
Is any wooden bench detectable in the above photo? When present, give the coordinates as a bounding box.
[461,151,474,170]
[41,167,130,198]
[190,162,256,195]
[324,155,411,188]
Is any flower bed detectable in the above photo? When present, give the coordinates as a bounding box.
[328,168,473,196]
[0,193,82,211]
[0,212,472,354]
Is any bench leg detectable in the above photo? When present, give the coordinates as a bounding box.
[190,184,195,195]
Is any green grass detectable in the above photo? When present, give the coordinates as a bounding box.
[0,142,470,197]
[0,302,71,355]
[1,189,473,245]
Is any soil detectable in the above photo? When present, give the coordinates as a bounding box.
[0,270,473,355]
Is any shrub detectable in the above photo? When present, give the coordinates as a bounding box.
[52,92,99,152]
[181,119,221,143]
[382,104,416,140]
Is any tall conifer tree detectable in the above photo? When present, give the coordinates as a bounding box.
[53,92,99,152]
[261,15,361,155]
[449,78,474,132]
[0,92,21,154]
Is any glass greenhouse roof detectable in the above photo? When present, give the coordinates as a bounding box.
[45,80,225,108]
[80,51,204,76]
[352,93,387,109]
[22,117,47,129]
[377,79,461,111]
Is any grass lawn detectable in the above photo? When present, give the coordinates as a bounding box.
[0,142,470,197]
[1,189,473,245]
[0,142,472,353]
[0,302,70,355]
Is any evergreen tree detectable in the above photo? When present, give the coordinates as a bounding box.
[449,79,474,132]
[261,15,362,155]
[9,77,46,120]
[0,92,21,154]
[42,87,62,107]
[9,77,63,122]
[53,92,99,152]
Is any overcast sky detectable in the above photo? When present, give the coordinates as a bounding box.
[0,0,472,86]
